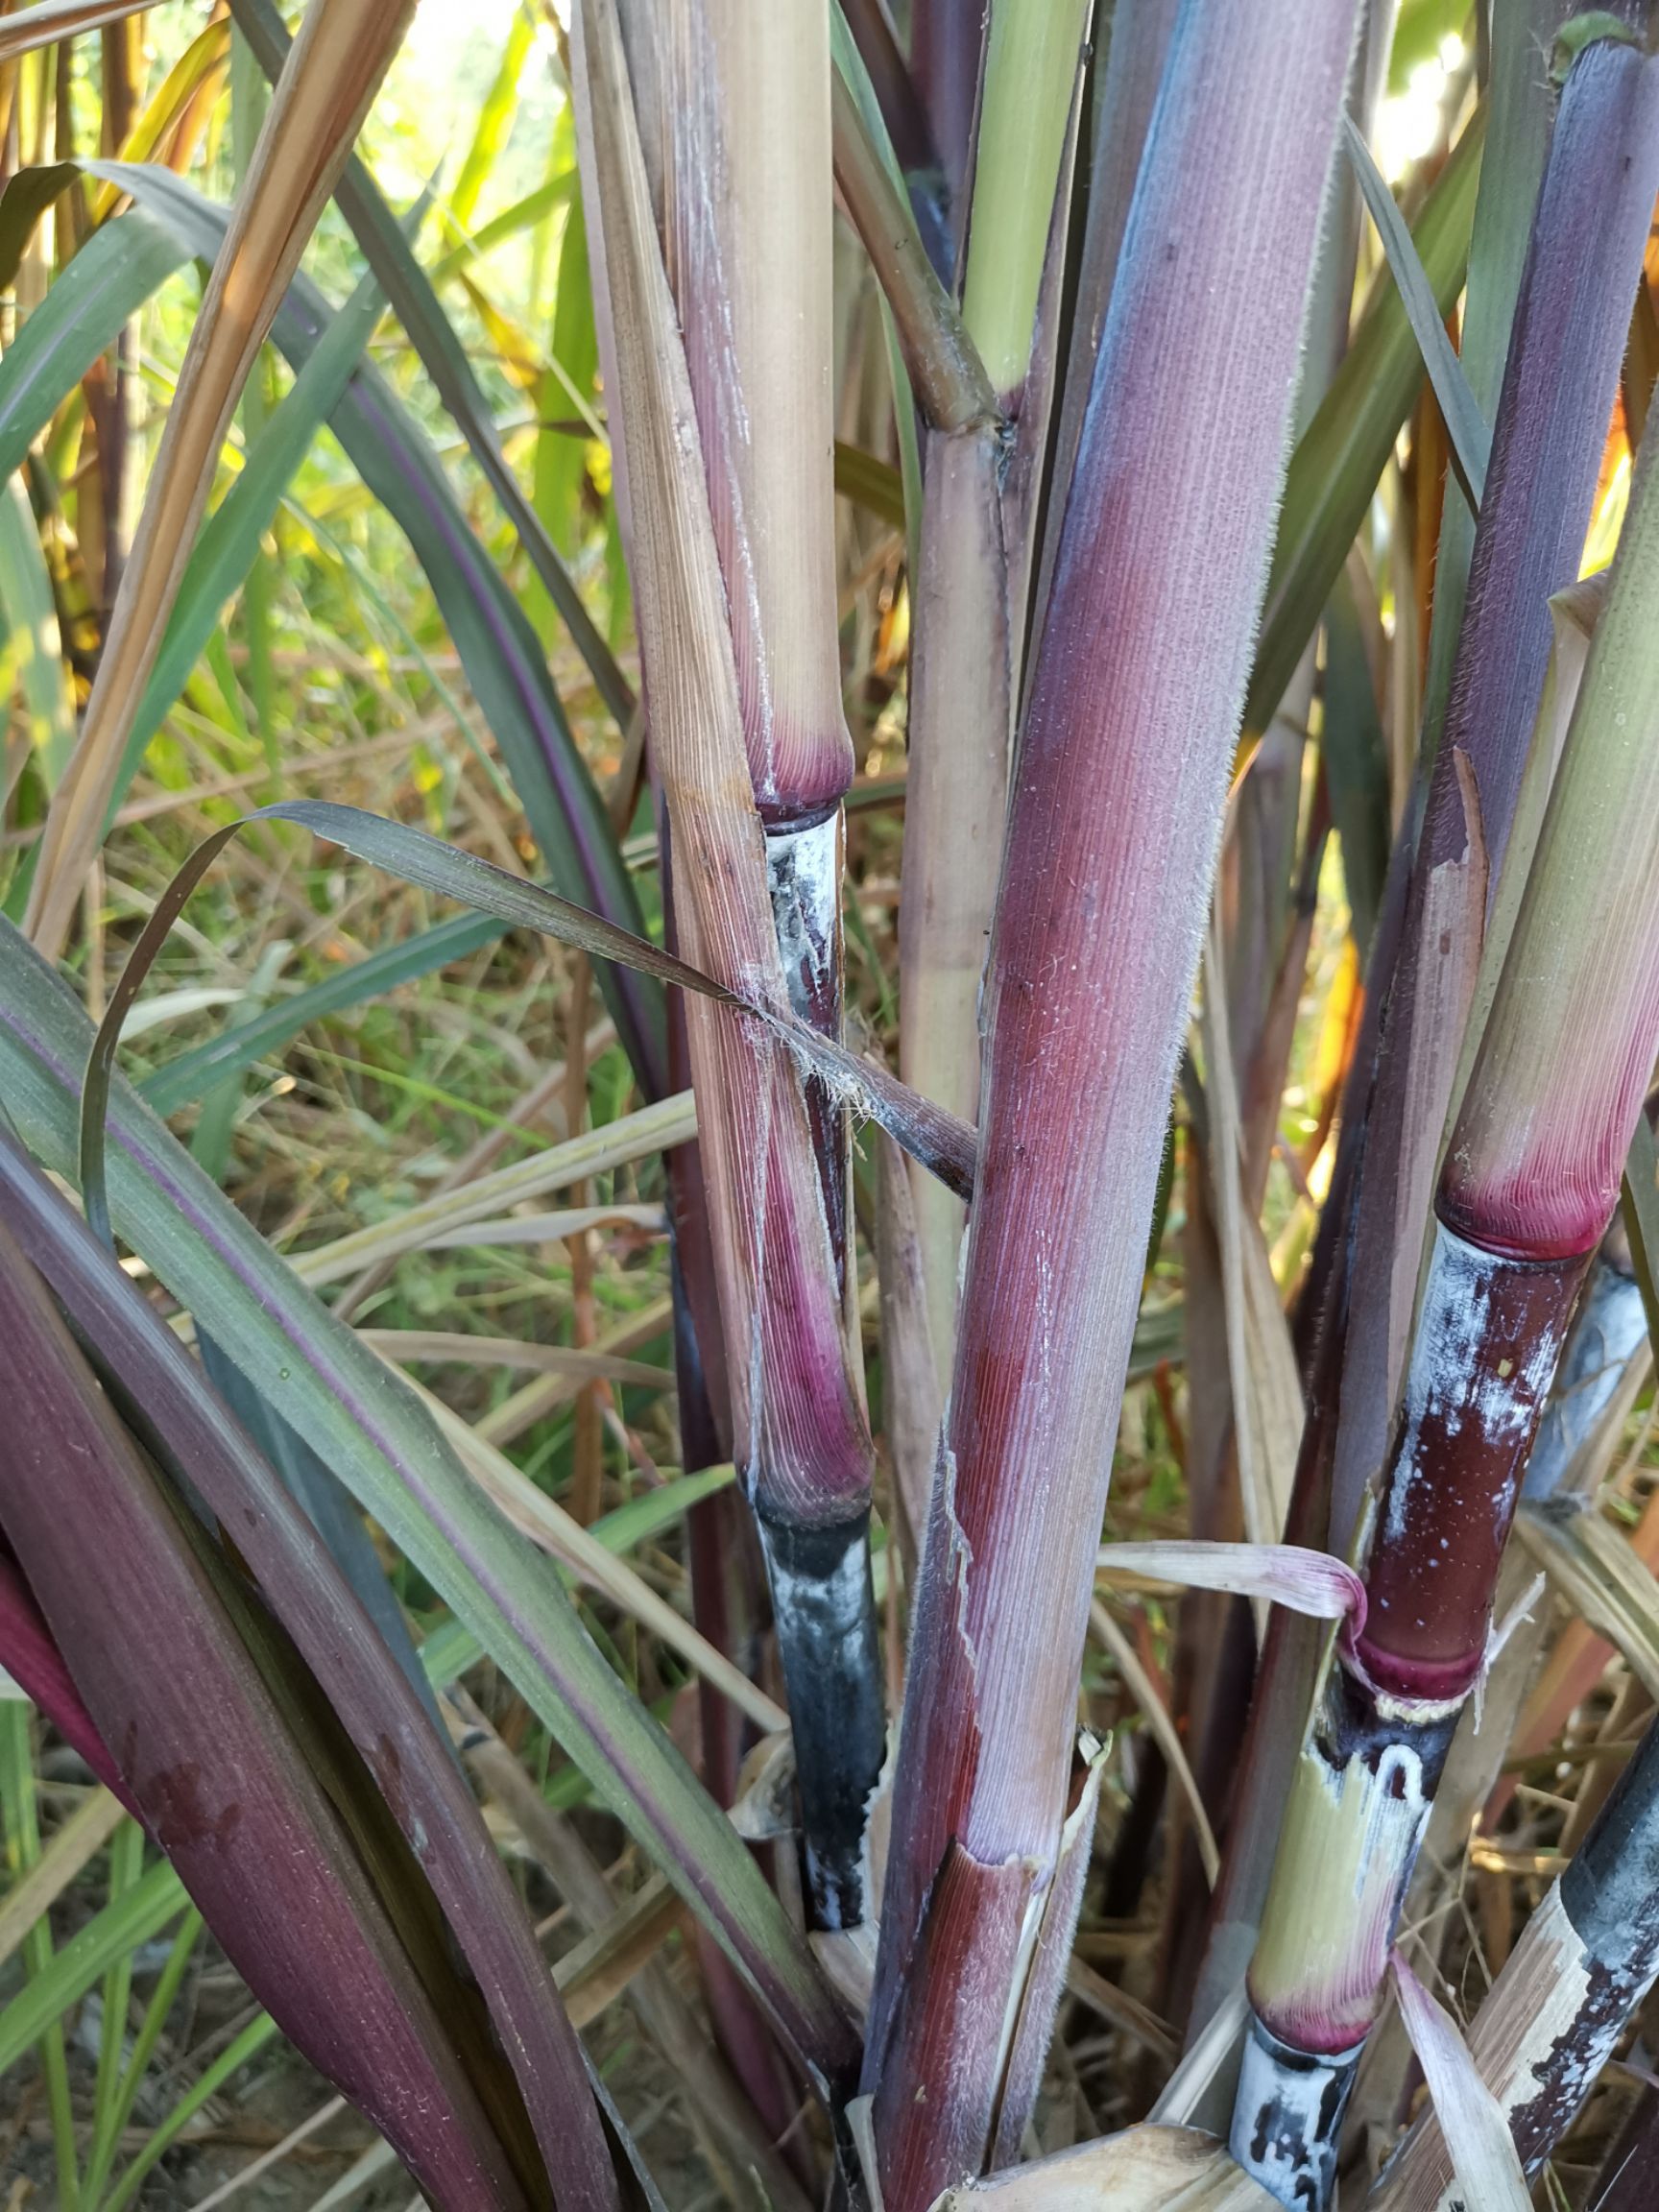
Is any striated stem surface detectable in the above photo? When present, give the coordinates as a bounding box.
[864,4,1362,2199]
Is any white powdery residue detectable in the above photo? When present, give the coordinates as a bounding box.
[1470,1319,1565,1448]
[937,1436,981,1695]
[742,1049,776,1487]
[765,816,840,1005]
[767,1535,871,1677]
[1230,2014,1358,2205]
[1384,1224,1502,1550]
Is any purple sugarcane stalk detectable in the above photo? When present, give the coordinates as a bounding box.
[860,4,1362,2200]
[660,0,883,1915]
[1327,27,1659,1563]
[1235,251,1659,2207]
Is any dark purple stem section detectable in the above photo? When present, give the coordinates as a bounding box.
[1357,1216,1589,1703]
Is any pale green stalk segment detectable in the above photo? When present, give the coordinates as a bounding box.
[1443,579,1600,1141]
[960,0,1092,399]
[666,0,852,816]
[1446,402,1659,1257]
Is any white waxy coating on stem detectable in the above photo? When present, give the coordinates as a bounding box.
[1229,2011,1360,2209]
[765,812,841,1007]
[1382,1219,1561,1558]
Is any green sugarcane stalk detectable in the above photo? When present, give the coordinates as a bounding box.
[898,0,1091,1389]
[1234,338,1659,2212]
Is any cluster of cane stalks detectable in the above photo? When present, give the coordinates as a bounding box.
[10,2,1659,2208]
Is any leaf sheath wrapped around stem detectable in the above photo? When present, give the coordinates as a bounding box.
[572,0,883,1930]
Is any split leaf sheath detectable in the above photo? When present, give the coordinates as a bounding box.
[1373,1708,1659,2208]
[573,0,882,1931]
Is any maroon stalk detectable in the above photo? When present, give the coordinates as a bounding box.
[0,1224,568,2212]
[861,5,1363,2201]
[1235,317,1659,2209]
[1327,25,1659,1562]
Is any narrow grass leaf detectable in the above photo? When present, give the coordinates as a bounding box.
[0,1790,126,1978]
[78,799,974,1252]
[92,156,665,1089]
[0,472,75,790]
[0,204,186,480]
[1516,1504,1659,1701]
[113,262,386,820]
[1244,108,1484,740]
[28,0,419,958]
[228,0,637,736]
[1342,114,1490,510]
[137,908,504,1115]
[0,1857,187,2078]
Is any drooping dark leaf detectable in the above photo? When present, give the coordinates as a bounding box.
[0,1213,572,2212]
[0,1131,620,2202]
[0,917,857,2086]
